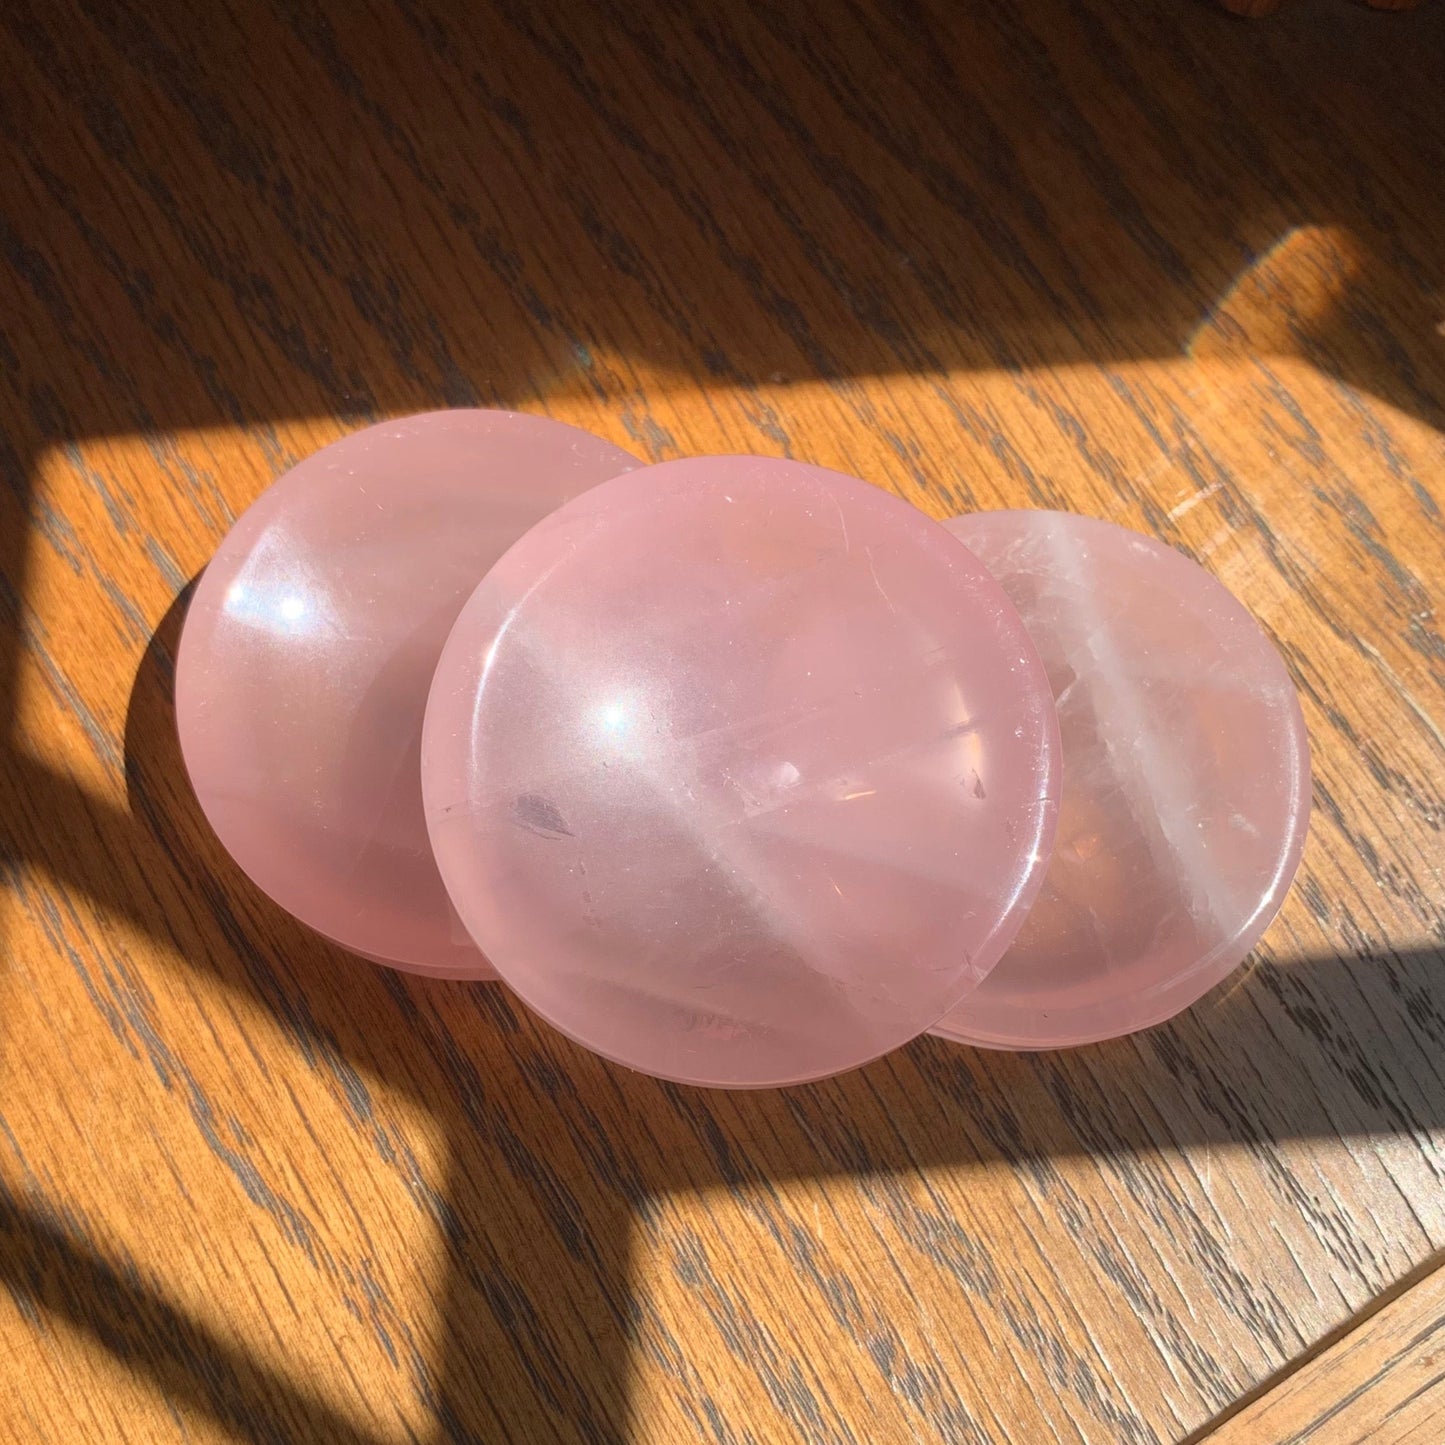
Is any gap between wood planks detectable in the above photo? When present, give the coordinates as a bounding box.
[1185,1251,1445,1444]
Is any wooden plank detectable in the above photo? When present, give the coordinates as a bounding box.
[0,0,1443,1441]
[1199,1264,1445,1444]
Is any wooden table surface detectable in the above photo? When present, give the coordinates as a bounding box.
[3,0,1444,1441]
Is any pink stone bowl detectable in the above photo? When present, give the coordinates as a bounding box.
[422,456,1060,1087]
[930,510,1311,1050]
[175,410,637,977]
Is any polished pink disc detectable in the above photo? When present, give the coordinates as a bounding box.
[175,410,638,976]
[931,511,1310,1050]
[423,457,1060,1087]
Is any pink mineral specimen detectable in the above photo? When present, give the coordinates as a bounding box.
[931,511,1310,1049]
[175,410,637,976]
[423,457,1060,1086]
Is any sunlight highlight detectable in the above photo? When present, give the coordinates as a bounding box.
[1187,224,1365,361]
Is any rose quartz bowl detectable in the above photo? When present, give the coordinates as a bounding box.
[422,456,1061,1087]
[931,510,1311,1050]
[175,409,637,976]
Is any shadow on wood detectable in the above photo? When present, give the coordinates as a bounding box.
[0,1189,385,1445]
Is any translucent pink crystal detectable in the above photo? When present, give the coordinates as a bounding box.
[175,410,637,976]
[423,457,1060,1086]
[931,511,1310,1050]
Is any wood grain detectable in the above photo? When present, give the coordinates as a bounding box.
[1220,2,1423,23]
[1198,1262,1445,1443]
[1,0,1443,1441]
